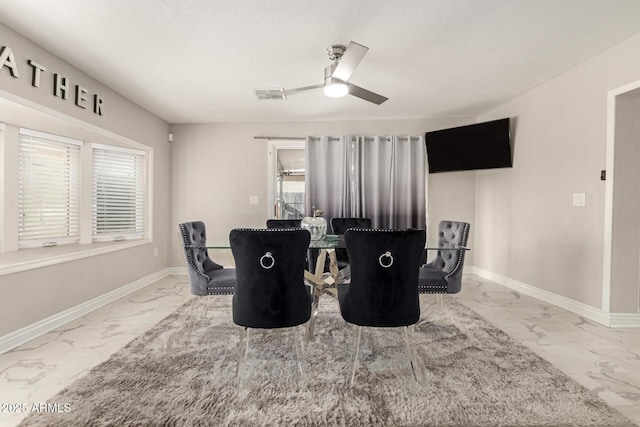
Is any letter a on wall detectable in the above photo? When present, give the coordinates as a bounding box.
[0,46,19,78]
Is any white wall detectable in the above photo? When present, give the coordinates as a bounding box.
[169,118,477,268]
[476,32,640,311]
[0,23,171,335]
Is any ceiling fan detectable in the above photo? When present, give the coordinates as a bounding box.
[254,41,388,105]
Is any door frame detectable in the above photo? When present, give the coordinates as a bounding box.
[602,79,640,314]
[266,138,305,218]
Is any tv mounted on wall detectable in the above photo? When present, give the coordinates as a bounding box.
[425,118,512,173]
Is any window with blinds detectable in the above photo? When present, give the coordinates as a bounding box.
[18,129,82,247]
[92,144,145,241]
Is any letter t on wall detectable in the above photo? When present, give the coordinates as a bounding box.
[28,60,46,87]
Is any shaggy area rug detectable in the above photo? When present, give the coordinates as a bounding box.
[21,295,634,426]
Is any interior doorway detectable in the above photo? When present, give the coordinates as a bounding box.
[266,139,306,219]
[604,81,640,315]
[275,149,306,218]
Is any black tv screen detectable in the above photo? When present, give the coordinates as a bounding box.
[425,118,512,173]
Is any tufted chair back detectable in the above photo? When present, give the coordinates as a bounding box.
[179,221,231,295]
[424,221,470,291]
[266,219,302,229]
[339,228,425,327]
[230,228,311,329]
[330,217,372,268]
[330,217,373,234]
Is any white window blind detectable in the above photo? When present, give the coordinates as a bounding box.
[18,129,82,247]
[92,145,145,241]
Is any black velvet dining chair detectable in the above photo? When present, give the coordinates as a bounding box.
[338,228,425,386]
[266,218,302,229]
[229,228,311,383]
[266,218,311,270]
[418,220,470,303]
[330,217,372,269]
[178,221,236,296]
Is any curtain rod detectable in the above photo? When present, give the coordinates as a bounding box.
[253,136,305,140]
[254,135,423,141]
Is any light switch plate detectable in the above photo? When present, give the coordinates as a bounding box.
[250,196,260,205]
[572,193,586,207]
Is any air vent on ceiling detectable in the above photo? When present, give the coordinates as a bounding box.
[254,88,287,100]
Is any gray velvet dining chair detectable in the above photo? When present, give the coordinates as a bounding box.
[338,228,425,386]
[229,228,311,384]
[178,221,236,296]
[418,220,470,306]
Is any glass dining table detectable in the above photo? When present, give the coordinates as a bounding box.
[199,233,469,342]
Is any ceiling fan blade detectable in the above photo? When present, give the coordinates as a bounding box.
[347,83,388,105]
[332,41,369,82]
[283,84,324,96]
[255,84,323,100]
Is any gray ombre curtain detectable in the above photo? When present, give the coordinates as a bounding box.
[305,136,353,221]
[306,135,426,230]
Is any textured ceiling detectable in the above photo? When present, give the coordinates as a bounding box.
[0,0,639,124]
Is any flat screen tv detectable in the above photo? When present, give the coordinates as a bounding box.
[425,118,512,173]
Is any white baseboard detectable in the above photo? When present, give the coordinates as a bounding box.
[472,267,640,328]
[608,313,640,328]
[6,265,639,355]
[166,266,187,276]
[0,268,173,355]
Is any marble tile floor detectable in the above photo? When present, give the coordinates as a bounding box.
[2,274,640,426]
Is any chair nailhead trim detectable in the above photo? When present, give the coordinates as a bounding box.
[418,285,447,294]
[348,228,415,232]
[444,222,469,280]
[233,228,304,232]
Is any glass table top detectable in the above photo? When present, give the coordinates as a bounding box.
[190,234,469,251]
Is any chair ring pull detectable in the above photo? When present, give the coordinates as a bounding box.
[260,252,275,269]
[378,251,393,268]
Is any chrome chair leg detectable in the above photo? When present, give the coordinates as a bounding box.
[292,326,307,386]
[305,288,321,343]
[297,324,306,352]
[236,327,250,383]
[185,298,210,347]
[349,325,362,387]
[179,297,199,349]
[403,325,420,382]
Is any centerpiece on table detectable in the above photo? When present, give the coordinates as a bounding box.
[301,206,327,241]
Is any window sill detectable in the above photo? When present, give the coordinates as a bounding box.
[0,240,151,276]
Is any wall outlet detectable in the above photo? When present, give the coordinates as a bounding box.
[153,248,158,258]
[572,193,586,207]
[250,196,260,205]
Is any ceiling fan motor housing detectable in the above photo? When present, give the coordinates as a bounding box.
[326,45,346,61]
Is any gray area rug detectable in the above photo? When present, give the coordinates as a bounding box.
[21,295,634,426]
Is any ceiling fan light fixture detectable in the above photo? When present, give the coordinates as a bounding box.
[323,81,348,98]
[257,41,387,104]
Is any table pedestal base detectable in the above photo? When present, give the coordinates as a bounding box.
[304,248,343,342]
